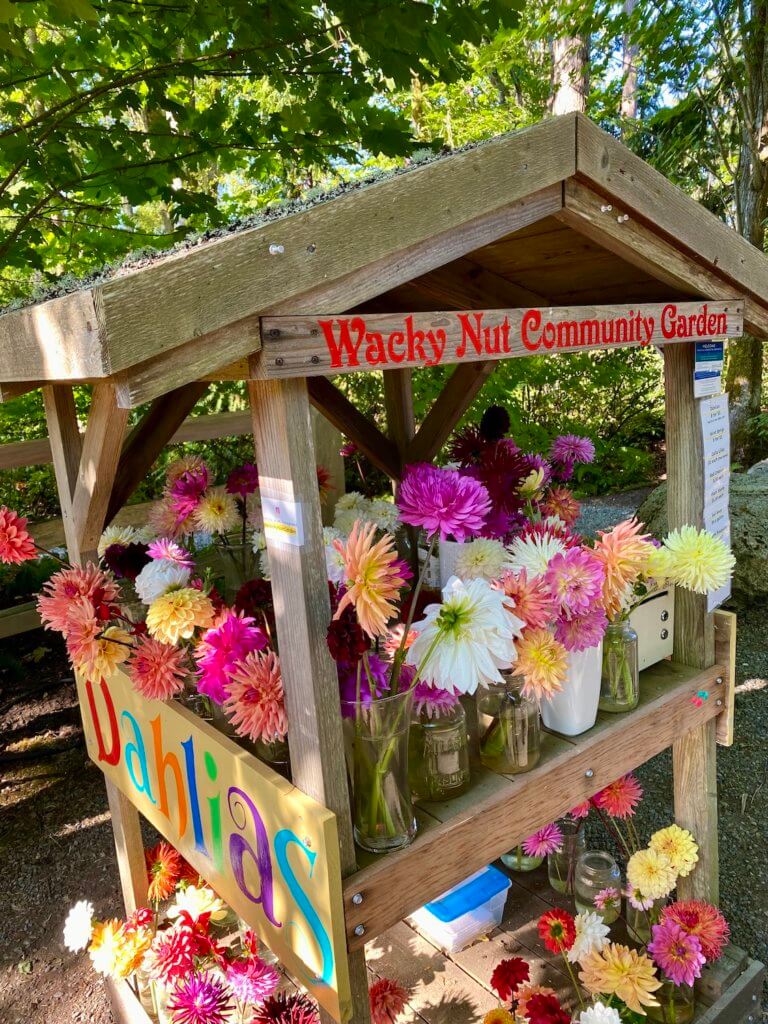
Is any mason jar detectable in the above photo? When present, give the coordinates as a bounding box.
[409,702,470,802]
[548,816,586,895]
[648,980,695,1023]
[476,674,541,773]
[575,850,622,924]
[599,619,639,713]
[501,846,543,872]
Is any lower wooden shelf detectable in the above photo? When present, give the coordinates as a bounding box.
[344,659,726,949]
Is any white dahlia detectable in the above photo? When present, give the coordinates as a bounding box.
[135,559,191,604]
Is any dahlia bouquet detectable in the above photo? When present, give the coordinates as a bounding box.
[65,837,408,1024]
[0,502,288,763]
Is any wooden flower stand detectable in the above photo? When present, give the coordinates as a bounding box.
[1,113,766,1022]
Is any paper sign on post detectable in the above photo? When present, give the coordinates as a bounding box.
[262,495,304,547]
[699,393,732,612]
[694,341,724,397]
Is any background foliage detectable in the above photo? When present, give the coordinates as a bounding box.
[1,0,766,522]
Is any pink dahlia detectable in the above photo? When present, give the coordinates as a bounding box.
[554,605,608,652]
[195,609,267,704]
[522,823,563,858]
[592,773,643,819]
[498,569,555,629]
[168,970,233,1024]
[169,466,210,525]
[226,462,259,497]
[412,681,459,718]
[569,799,592,819]
[37,563,120,633]
[594,887,621,912]
[369,977,409,1024]
[396,463,491,541]
[224,649,287,743]
[648,920,706,986]
[147,537,195,569]
[144,926,195,985]
[225,955,280,1004]
[0,506,36,564]
[128,636,188,701]
[661,901,730,962]
[550,434,595,465]
[544,548,605,618]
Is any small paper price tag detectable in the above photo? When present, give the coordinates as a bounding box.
[261,496,305,547]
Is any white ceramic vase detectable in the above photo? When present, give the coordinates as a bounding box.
[540,642,603,736]
[439,539,465,587]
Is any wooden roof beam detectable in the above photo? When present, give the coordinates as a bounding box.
[105,381,209,525]
[556,180,768,336]
[574,114,768,319]
[306,376,401,480]
[408,361,497,466]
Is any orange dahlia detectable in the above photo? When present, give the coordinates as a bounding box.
[593,517,653,618]
[145,840,183,903]
[515,627,568,699]
[661,901,730,962]
[333,520,409,638]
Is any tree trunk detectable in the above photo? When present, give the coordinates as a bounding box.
[725,1,768,466]
[550,29,589,115]
[620,0,639,125]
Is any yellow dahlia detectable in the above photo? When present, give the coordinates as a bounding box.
[112,926,153,978]
[88,918,127,977]
[333,520,409,637]
[193,487,239,534]
[579,943,661,1014]
[644,544,675,583]
[649,824,699,878]
[627,848,678,900]
[515,627,568,699]
[73,623,132,682]
[482,1010,514,1024]
[663,526,735,594]
[146,587,215,644]
[593,518,654,618]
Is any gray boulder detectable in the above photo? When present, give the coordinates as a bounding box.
[636,474,768,604]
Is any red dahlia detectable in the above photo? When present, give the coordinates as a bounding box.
[490,957,530,1001]
[537,908,576,954]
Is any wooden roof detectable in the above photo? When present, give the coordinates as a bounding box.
[2,113,767,408]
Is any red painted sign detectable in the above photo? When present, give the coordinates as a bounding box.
[259,301,743,379]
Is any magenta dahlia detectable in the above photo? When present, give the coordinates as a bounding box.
[396,464,491,541]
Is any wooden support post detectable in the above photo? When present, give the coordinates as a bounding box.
[383,368,415,467]
[664,344,719,903]
[249,379,371,1024]
[310,407,345,525]
[43,383,149,914]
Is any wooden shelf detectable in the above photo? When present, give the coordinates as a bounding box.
[343,659,726,949]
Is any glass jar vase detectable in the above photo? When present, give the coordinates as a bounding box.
[409,702,470,802]
[626,896,667,945]
[501,846,543,872]
[547,816,586,895]
[599,619,639,713]
[476,675,541,773]
[647,980,695,1024]
[574,850,622,924]
[342,688,417,853]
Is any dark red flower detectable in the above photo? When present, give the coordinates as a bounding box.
[447,425,491,466]
[235,578,276,637]
[537,908,576,954]
[340,441,358,458]
[327,603,368,667]
[226,463,259,497]
[103,542,151,581]
[525,993,571,1024]
[316,465,334,500]
[125,907,154,932]
[252,992,320,1024]
[490,957,530,1001]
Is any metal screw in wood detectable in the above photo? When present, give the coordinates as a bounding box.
[354,924,365,937]
[351,893,363,905]
[585,769,594,779]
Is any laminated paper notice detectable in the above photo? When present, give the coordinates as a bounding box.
[699,394,731,611]
[261,496,305,547]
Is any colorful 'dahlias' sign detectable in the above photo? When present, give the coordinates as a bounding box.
[76,668,352,1022]
[258,300,743,378]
